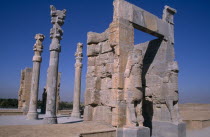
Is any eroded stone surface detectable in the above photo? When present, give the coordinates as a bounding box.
[44,5,66,124]
[27,34,44,120]
[83,0,184,137]
[18,68,32,114]
[71,43,83,118]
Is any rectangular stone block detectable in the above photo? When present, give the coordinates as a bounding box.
[112,73,124,89]
[87,31,109,45]
[100,90,117,107]
[86,76,101,90]
[117,127,150,137]
[109,18,134,56]
[87,43,101,57]
[132,5,145,27]
[92,106,112,124]
[101,40,112,54]
[96,52,114,66]
[86,66,96,78]
[112,102,126,127]
[152,121,186,137]
[88,56,96,66]
[101,77,112,90]
[113,0,169,37]
[85,89,100,106]
[83,105,93,121]
[143,10,158,32]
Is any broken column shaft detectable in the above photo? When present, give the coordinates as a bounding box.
[71,43,83,118]
[27,34,44,120]
[43,5,66,124]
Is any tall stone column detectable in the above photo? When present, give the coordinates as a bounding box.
[71,43,83,118]
[43,5,66,124]
[27,34,44,120]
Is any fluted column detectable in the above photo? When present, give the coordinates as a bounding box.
[71,43,83,118]
[43,5,66,124]
[27,34,44,120]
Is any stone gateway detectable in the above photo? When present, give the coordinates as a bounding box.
[84,0,186,137]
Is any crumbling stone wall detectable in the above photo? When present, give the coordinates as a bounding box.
[18,68,32,114]
[18,68,61,115]
[84,0,182,130]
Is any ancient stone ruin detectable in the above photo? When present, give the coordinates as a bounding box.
[44,5,66,124]
[18,68,32,114]
[84,0,186,136]
[41,72,61,114]
[71,43,83,118]
[14,1,187,136]
[18,69,61,115]
[27,34,45,120]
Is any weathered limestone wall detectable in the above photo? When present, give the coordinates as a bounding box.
[179,104,210,130]
[18,68,32,114]
[135,39,181,124]
[18,69,61,115]
[84,0,185,136]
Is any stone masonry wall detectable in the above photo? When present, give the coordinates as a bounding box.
[84,0,182,131]
[18,68,32,114]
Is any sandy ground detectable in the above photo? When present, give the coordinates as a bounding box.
[0,122,115,137]
[0,115,209,137]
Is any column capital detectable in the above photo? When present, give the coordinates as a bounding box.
[50,5,66,40]
[34,34,44,52]
[75,43,83,58]
[33,34,44,62]
[75,62,83,68]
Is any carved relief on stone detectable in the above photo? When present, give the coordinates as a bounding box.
[164,61,181,124]
[124,49,144,127]
[49,5,66,51]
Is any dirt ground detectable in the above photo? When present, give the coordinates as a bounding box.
[0,115,209,137]
[0,122,115,137]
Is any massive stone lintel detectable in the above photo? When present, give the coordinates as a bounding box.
[44,5,66,124]
[113,0,170,38]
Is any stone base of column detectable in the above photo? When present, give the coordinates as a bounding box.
[27,112,38,120]
[43,117,58,124]
[71,111,81,118]
[151,121,186,137]
[117,126,150,137]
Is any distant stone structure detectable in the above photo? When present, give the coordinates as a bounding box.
[71,43,83,118]
[44,5,66,124]
[84,0,186,137]
[179,104,210,130]
[41,72,61,114]
[27,34,44,120]
[18,68,32,114]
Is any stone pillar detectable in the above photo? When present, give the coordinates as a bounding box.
[43,5,66,124]
[27,34,44,120]
[71,43,83,118]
